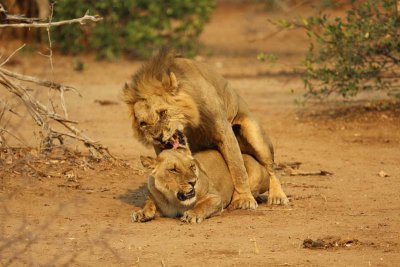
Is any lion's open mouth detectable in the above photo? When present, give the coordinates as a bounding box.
[163,131,186,149]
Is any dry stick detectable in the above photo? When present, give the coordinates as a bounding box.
[289,170,333,176]
[0,10,109,158]
[37,3,58,117]
[39,3,69,120]
[0,67,80,95]
[0,74,44,127]
[0,127,29,147]
[0,73,112,159]
[0,101,27,147]
[0,13,102,28]
[0,44,26,67]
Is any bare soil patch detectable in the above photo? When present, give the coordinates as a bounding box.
[1,3,399,266]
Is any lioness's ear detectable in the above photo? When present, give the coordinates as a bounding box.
[140,156,157,169]
[161,71,179,95]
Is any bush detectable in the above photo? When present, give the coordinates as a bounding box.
[276,0,400,99]
[261,0,345,11]
[53,0,215,59]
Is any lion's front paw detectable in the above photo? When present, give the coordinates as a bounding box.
[181,211,205,224]
[229,192,258,210]
[131,209,155,223]
[268,188,289,206]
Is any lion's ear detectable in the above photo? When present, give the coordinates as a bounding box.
[122,81,137,106]
[140,156,157,170]
[161,71,179,95]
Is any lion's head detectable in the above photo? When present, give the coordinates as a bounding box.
[140,149,199,206]
[123,48,200,149]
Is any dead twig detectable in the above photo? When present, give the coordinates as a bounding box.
[275,161,302,171]
[0,3,42,24]
[0,44,26,67]
[276,161,333,176]
[0,127,28,147]
[287,170,333,176]
[0,72,112,159]
[39,3,60,118]
[0,13,102,28]
[0,67,80,95]
[0,5,108,159]
[25,161,48,177]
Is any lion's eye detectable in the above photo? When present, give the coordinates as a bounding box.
[168,166,179,173]
[139,121,147,127]
[190,164,196,171]
[168,165,179,173]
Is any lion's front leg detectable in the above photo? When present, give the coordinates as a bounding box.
[132,198,157,223]
[216,121,258,210]
[181,194,223,223]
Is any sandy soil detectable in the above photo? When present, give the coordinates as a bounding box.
[1,3,400,266]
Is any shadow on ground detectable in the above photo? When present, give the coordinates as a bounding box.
[117,183,147,207]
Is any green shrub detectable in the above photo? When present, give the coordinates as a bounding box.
[261,0,343,11]
[275,0,399,99]
[53,0,215,59]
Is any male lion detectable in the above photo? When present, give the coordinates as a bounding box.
[132,149,276,223]
[123,47,288,209]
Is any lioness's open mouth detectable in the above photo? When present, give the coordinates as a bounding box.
[177,188,195,201]
[163,131,186,149]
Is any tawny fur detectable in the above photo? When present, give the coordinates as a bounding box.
[132,149,271,223]
[123,47,288,209]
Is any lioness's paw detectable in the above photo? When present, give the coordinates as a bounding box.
[229,193,258,210]
[268,190,289,206]
[181,211,204,224]
[131,210,154,223]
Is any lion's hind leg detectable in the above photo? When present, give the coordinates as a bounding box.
[243,154,269,203]
[234,115,289,205]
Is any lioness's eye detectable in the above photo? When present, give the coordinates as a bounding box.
[139,121,147,127]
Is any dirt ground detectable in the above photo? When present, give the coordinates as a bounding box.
[1,3,400,266]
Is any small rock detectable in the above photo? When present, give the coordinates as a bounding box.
[378,171,389,178]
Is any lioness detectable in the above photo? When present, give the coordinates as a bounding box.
[132,149,275,223]
[123,47,288,209]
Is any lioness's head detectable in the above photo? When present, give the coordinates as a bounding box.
[123,48,200,149]
[141,149,199,206]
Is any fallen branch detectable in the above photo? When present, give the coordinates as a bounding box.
[276,161,333,176]
[0,13,102,28]
[0,3,42,24]
[275,161,302,171]
[0,6,109,159]
[287,170,333,176]
[0,127,28,147]
[0,67,80,95]
[0,72,112,159]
